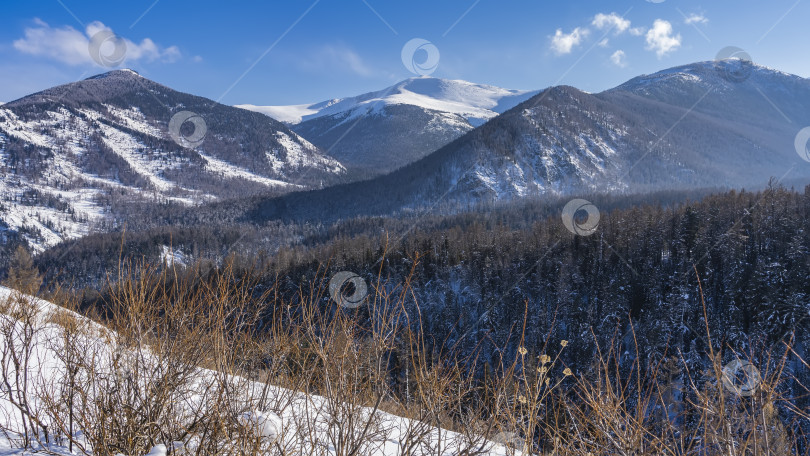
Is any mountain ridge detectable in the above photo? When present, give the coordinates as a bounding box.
[236,77,539,176]
[245,60,810,223]
[0,69,346,250]
[2,61,809,250]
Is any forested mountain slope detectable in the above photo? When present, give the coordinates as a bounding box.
[0,70,346,251]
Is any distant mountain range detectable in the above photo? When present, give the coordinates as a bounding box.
[2,61,809,251]
[237,78,538,175]
[0,69,344,250]
[249,60,810,223]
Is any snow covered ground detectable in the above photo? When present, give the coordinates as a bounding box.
[0,287,519,455]
[198,151,301,189]
[0,105,160,251]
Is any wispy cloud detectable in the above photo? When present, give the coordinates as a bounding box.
[296,44,375,77]
[684,13,709,25]
[550,27,590,55]
[610,50,627,67]
[629,27,646,36]
[13,19,180,66]
[645,19,681,58]
[592,13,631,34]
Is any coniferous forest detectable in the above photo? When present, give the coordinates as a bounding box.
[26,183,810,447]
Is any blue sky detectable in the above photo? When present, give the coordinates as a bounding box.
[0,0,807,105]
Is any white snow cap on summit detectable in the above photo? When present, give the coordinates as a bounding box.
[236,77,538,126]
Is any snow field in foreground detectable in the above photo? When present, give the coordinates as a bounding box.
[0,287,517,455]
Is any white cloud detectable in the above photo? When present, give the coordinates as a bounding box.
[629,27,646,36]
[592,13,631,34]
[684,13,709,25]
[597,38,610,48]
[550,27,590,55]
[13,19,180,66]
[645,19,681,58]
[610,50,627,68]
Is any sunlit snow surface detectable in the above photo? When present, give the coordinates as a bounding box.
[0,287,519,455]
[237,77,538,127]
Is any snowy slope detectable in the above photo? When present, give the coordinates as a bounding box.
[0,287,518,456]
[614,60,805,95]
[237,77,538,127]
[238,78,538,175]
[0,70,346,251]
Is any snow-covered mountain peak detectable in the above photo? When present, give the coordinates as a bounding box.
[7,68,165,107]
[86,68,143,80]
[612,60,807,96]
[236,77,538,126]
[234,78,540,175]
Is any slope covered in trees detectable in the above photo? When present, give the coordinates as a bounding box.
[26,183,810,450]
[32,185,808,420]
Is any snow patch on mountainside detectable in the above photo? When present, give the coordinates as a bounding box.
[199,151,301,188]
[94,122,185,192]
[270,131,345,174]
[425,110,471,132]
[0,107,55,148]
[102,104,165,137]
[160,245,188,266]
